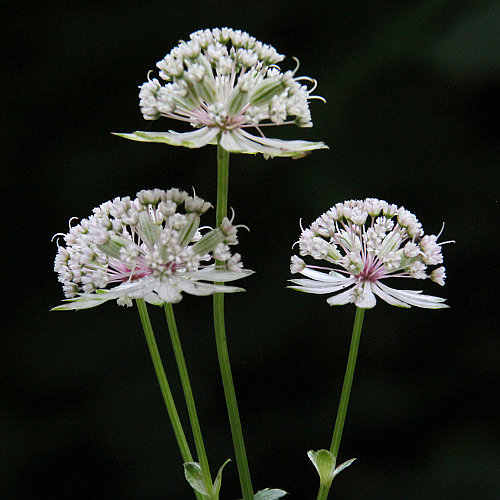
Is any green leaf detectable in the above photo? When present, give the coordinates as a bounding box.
[333,458,356,479]
[183,462,208,496]
[254,488,288,500]
[211,458,231,498]
[308,449,336,487]
[307,450,356,487]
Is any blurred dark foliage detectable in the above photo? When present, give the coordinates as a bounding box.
[3,1,499,498]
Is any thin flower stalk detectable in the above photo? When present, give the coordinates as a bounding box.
[330,307,365,458]
[213,139,254,500]
[136,298,202,500]
[315,307,364,500]
[164,303,214,496]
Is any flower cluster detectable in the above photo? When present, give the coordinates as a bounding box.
[117,28,327,158]
[289,198,449,309]
[53,189,252,310]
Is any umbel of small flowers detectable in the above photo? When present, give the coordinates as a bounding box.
[289,198,450,309]
[116,27,328,158]
[52,188,253,310]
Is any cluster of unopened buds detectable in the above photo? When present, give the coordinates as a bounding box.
[289,198,450,309]
[53,189,252,310]
[118,28,327,157]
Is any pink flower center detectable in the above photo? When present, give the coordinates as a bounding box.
[108,260,182,283]
[356,255,386,282]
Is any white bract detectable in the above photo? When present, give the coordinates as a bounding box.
[53,189,253,310]
[289,198,450,309]
[116,28,327,158]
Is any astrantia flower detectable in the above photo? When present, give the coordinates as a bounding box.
[116,28,327,158]
[289,198,450,309]
[53,189,253,310]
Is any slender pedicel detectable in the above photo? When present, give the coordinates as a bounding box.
[136,298,202,500]
[164,303,214,495]
[213,139,254,500]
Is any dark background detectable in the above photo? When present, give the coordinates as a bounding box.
[3,1,499,498]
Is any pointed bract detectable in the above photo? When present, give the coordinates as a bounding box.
[253,488,288,500]
[308,449,356,487]
[183,459,231,499]
[183,462,208,496]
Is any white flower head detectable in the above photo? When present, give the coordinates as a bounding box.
[115,28,327,158]
[52,189,253,310]
[289,198,451,309]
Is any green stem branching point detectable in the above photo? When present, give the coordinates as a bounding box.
[135,298,201,500]
[164,303,214,496]
[213,139,254,500]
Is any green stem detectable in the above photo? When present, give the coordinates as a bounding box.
[316,307,365,500]
[164,303,214,496]
[316,484,330,500]
[215,139,230,227]
[330,307,365,456]
[213,139,254,500]
[136,298,201,500]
